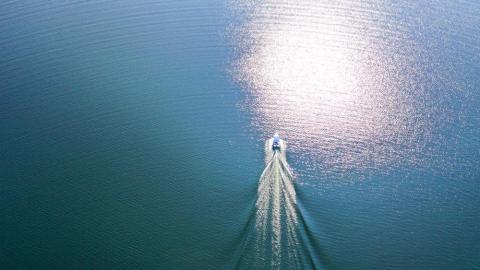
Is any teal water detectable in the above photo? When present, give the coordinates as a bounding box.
[1,0,479,269]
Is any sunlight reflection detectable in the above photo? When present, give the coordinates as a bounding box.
[238,22,363,131]
[231,0,429,174]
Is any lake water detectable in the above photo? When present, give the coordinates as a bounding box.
[1,0,479,269]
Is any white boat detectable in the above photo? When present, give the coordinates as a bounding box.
[272,132,281,151]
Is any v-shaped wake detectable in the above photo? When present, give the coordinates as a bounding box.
[235,138,320,269]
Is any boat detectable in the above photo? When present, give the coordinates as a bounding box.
[272,132,281,151]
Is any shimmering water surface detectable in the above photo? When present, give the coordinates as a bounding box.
[1,0,479,269]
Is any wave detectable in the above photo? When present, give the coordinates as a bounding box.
[234,139,322,270]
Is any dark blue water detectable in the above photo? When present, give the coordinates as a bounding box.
[1,0,479,269]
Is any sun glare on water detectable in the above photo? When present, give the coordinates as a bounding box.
[239,23,363,127]
[231,0,431,173]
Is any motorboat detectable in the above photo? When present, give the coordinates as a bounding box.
[272,132,281,151]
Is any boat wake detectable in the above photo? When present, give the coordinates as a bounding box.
[234,138,321,269]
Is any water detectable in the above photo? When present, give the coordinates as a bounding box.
[1,0,479,269]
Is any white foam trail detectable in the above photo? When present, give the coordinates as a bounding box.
[253,139,302,268]
[235,138,318,269]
